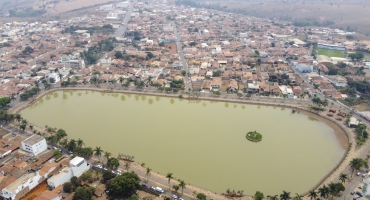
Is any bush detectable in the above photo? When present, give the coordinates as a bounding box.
[63,182,74,193]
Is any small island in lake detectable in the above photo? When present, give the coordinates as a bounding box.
[246,131,262,142]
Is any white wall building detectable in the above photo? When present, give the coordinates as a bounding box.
[2,172,41,199]
[326,75,347,87]
[279,85,294,99]
[47,157,90,189]
[21,135,47,156]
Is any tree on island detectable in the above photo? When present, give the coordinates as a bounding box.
[254,191,264,200]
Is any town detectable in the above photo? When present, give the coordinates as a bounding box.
[0,0,369,199]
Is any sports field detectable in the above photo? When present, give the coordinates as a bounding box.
[317,48,345,58]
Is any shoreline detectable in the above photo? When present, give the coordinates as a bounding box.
[11,87,351,198]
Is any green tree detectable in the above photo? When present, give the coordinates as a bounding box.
[254,191,264,200]
[280,191,291,200]
[49,77,55,84]
[339,173,348,183]
[166,173,173,189]
[63,182,74,193]
[107,172,140,197]
[77,138,84,148]
[318,185,330,199]
[308,190,317,200]
[102,170,115,183]
[146,167,151,181]
[104,151,111,164]
[267,195,279,200]
[53,149,62,159]
[189,41,197,46]
[173,185,180,193]
[73,186,95,200]
[179,180,186,194]
[328,182,345,197]
[115,51,123,59]
[349,158,368,176]
[196,193,207,200]
[107,157,120,169]
[181,70,186,76]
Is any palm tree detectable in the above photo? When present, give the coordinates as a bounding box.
[77,138,84,148]
[60,138,68,147]
[293,193,303,200]
[280,191,291,200]
[124,162,131,171]
[179,180,186,194]
[308,190,317,200]
[349,158,368,176]
[166,173,173,189]
[104,151,111,165]
[267,195,279,200]
[339,173,349,184]
[318,185,329,199]
[94,147,103,162]
[146,167,151,182]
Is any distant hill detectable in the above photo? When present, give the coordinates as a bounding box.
[182,0,370,36]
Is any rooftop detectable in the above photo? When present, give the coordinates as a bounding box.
[22,135,45,145]
[5,172,36,193]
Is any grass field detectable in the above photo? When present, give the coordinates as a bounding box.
[317,48,345,58]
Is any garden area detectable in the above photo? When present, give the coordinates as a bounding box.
[317,48,344,58]
[246,131,262,142]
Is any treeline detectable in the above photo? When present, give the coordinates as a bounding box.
[20,88,41,101]
[80,37,116,65]
[62,25,114,35]
[293,19,334,27]
[9,8,46,17]
[348,80,370,99]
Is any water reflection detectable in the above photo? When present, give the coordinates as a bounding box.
[155,96,160,101]
[241,105,245,109]
[170,98,175,104]
[233,104,237,108]
[225,103,229,108]
[148,99,153,105]
[308,116,319,121]
[121,95,126,102]
[134,95,139,101]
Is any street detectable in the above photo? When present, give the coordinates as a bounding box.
[113,0,134,37]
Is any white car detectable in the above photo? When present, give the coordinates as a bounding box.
[357,172,361,176]
[155,187,164,193]
[172,195,178,199]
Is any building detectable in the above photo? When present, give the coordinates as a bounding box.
[326,75,347,87]
[47,157,90,189]
[295,63,312,73]
[21,135,47,156]
[362,177,370,196]
[2,172,42,200]
[317,43,345,51]
[210,77,221,91]
[279,85,294,99]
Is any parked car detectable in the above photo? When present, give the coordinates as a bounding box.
[363,173,366,177]
[357,172,361,176]
[141,183,148,187]
[172,195,178,199]
[155,187,164,193]
[356,192,363,197]
[351,191,355,195]
[179,197,184,200]
[358,185,363,189]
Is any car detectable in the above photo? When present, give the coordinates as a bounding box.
[179,198,184,200]
[68,151,73,154]
[155,187,164,193]
[172,195,178,199]
[141,183,148,187]
[357,172,361,176]
[363,173,367,177]
[356,192,363,197]
[351,191,355,195]
[53,147,58,150]
[150,186,155,190]
[359,185,363,189]
[103,167,107,171]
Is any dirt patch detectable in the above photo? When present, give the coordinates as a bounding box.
[0,128,9,138]
[137,190,158,200]
[220,80,230,92]
[20,181,48,200]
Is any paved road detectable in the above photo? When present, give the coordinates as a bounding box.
[172,21,192,91]
[113,0,134,37]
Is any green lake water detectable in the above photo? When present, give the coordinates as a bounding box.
[20,90,346,195]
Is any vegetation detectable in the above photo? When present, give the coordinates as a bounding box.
[20,88,41,100]
[355,124,369,146]
[106,172,140,198]
[62,25,114,35]
[254,191,264,200]
[80,37,116,65]
[196,193,207,200]
[9,8,46,17]
[317,49,344,58]
[107,157,120,169]
[349,158,368,176]
[246,131,262,142]
[73,186,95,200]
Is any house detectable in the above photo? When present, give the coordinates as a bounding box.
[21,135,47,156]
[228,80,238,92]
[246,81,259,93]
[326,75,347,87]
[47,157,90,189]
[348,117,360,128]
[210,77,221,91]
[35,190,61,200]
[278,85,294,99]
[295,63,312,73]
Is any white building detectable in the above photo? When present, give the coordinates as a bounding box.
[47,157,90,189]
[326,75,347,87]
[2,172,41,200]
[21,135,47,156]
[279,85,294,99]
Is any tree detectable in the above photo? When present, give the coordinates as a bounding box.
[146,167,151,181]
[196,193,207,200]
[308,190,317,200]
[107,172,140,197]
[254,191,264,200]
[339,173,348,183]
[179,180,186,194]
[173,185,180,193]
[71,176,81,187]
[63,182,74,193]
[107,157,120,169]
[73,187,95,200]
[181,70,186,76]
[293,193,302,200]
[94,147,103,161]
[318,185,330,199]
[166,173,173,189]
[115,51,123,59]
[77,138,84,148]
[328,182,345,197]
[53,149,62,159]
[189,41,197,46]
[102,170,115,183]
[49,77,55,84]
[349,158,368,176]
[267,195,279,200]
[124,162,131,171]
[280,191,291,200]
[104,151,112,164]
